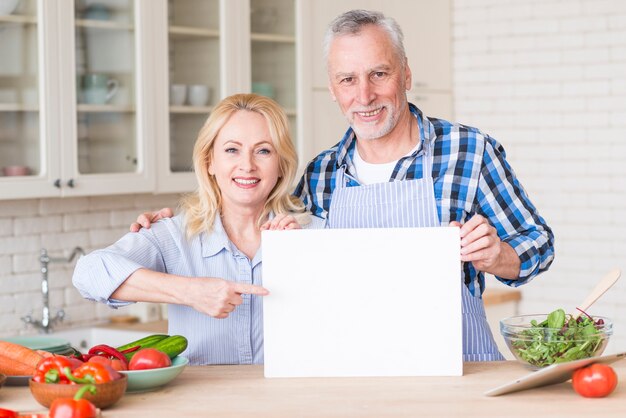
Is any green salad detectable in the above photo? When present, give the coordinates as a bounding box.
[508,308,608,368]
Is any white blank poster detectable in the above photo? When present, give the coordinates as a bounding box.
[262,227,463,378]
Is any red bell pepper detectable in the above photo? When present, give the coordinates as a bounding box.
[0,408,18,418]
[87,344,130,370]
[49,384,98,418]
[32,356,83,384]
[69,362,121,384]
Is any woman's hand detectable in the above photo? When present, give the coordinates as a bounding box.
[189,278,270,319]
[260,214,301,230]
[130,208,174,232]
[450,214,520,279]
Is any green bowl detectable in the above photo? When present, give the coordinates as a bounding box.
[119,356,189,392]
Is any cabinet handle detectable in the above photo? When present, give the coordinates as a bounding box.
[53,179,61,188]
[67,179,75,188]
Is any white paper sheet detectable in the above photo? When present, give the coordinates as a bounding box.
[262,227,463,377]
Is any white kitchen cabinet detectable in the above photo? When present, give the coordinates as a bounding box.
[0,0,306,198]
[154,0,304,193]
[305,0,452,164]
[0,0,155,198]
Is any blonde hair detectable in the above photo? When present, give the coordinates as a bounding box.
[180,93,306,238]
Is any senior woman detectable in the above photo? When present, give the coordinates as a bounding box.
[73,93,321,365]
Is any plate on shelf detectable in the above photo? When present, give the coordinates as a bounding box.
[119,356,189,393]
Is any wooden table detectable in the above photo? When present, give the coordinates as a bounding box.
[1,361,625,417]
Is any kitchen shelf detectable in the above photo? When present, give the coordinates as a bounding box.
[169,25,219,39]
[169,105,213,114]
[75,19,133,31]
[0,103,39,112]
[250,33,295,44]
[77,104,134,113]
[0,14,37,24]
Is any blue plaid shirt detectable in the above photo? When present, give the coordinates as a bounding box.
[294,104,554,296]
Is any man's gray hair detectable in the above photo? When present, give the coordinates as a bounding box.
[323,9,407,65]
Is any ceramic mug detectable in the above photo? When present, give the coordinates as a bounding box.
[188,84,210,107]
[82,73,119,105]
[0,0,20,15]
[170,84,187,105]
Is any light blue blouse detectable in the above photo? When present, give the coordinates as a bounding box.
[72,214,324,365]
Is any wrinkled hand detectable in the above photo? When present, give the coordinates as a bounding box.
[190,278,269,319]
[450,214,502,273]
[129,207,174,232]
[260,214,301,230]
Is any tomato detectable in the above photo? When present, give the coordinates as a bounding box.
[128,348,171,371]
[87,355,128,371]
[0,408,18,418]
[572,363,618,398]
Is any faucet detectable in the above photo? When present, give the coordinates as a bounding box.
[21,246,86,333]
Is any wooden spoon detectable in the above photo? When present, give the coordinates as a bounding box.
[572,268,621,319]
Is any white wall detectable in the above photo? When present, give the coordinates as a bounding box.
[0,193,180,337]
[453,0,626,352]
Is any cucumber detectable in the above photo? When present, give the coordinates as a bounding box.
[151,335,188,360]
[116,334,169,352]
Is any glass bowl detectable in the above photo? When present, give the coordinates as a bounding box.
[500,314,612,369]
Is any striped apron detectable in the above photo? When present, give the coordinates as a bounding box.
[327,139,504,362]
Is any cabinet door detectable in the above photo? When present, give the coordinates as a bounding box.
[0,0,61,198]
[56,0,155,196]
[375,0,451,92]
[156,0,221,193]
[250,0,298,150]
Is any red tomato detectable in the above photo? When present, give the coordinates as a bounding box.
[0,408,18,418]
[128,348,171,371]
[87,355,128,371]
[572,363,618,398]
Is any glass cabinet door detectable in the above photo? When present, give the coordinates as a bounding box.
[250,0,297,140]
[168,0,220,173]
[0,0,41,179]
[74,0,136,175]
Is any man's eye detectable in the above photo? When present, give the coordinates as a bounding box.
[340,77,353,84]
[373,71,386,78]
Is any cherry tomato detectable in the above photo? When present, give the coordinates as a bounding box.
[0,408,18,418]
[128,348,171,371]
[572,363,618,398]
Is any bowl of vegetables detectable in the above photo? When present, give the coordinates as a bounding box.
[500,309,612,369]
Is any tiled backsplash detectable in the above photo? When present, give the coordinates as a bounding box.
[0,194,180,337]
[454,0,626,353]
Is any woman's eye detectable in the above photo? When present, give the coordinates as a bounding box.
[225,147,238,153]
[257,148,271,155]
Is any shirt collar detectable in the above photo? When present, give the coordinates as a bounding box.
[200,215,230,258]
[335,103,436,168]
[200,212,271,266]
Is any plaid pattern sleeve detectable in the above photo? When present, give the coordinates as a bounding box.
[294,105,555,296]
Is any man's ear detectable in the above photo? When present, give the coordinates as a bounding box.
[404,59,412,90]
